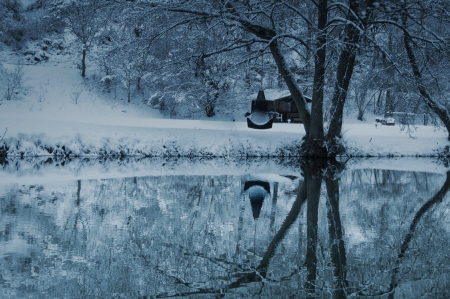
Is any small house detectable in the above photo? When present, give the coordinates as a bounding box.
[248,90,312,123]
[250,89,312,123]
[266,94,312,123]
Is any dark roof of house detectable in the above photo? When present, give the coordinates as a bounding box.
[269,95,312,103]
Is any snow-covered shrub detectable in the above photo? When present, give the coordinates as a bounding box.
[0,128,7,156]
[1,21,26,48]
[159,95,178,117]
[147,93,160,109]
[0,0,57,48]
[147,92,183,117]
[0,62,25,101]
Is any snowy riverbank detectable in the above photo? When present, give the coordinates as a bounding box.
[0,111,449,158]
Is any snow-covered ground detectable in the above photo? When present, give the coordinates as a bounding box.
[1,111,448,158]
[1,45,449,159]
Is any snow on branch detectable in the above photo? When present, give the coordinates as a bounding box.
[327,17,365,35]
[282,2,313,26]
[369,19,446,50]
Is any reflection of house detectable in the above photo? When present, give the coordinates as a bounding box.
[252,94,312,123]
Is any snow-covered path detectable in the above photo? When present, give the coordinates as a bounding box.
[343,123,448,157]
[0,112,304,157]
[0,111,302,132]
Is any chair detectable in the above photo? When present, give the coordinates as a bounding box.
[274,112,282,123]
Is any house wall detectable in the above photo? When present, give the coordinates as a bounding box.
[272,98,302,122]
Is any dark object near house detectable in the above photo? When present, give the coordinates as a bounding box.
[247,90,273,129]
[387,112,427,125]
[244,180,270,219]
[375,117,395,126]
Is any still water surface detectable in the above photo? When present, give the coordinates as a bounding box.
[0,158,449,298]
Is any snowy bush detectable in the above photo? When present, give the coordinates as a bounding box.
[0,62,26,101]
[147,92,185,117]
[0,0,57,49]
[147,93,161,109]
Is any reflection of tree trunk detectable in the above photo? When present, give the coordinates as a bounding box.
[76,180,81,206]
[325,176,348,299]
[388,171,450,299]
[234,193,246,261]
[304,169,322,298]
[258,179,307,278]
[72,180,82,248]
[382,170,391,186]
[229,178,308,288]
[269,182,279,233]
[156,159,348,298]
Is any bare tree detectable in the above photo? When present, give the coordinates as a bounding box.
[132,0,377,156]
[362,0,450,138]
[53,0,110,78]
[400,1,450,140]
[0,62,25,101]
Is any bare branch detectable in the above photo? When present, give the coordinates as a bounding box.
[282,1,313,26]
[0,127,7,142]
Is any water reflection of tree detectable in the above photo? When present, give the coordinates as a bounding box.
[150,159,349,298]
[324,163,348,299]
[156,161,450,298]
[2,165,450,298]
[303,159,348,299]
[385,170,450,299]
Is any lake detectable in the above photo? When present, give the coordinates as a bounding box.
[0,157,449,298]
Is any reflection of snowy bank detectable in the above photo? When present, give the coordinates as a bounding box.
[1,163,449,298]
[1,155,448,186]
[0,157,303,185]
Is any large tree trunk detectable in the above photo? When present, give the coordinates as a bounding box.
[401,13,450,140]
[269,41,311,137]
[384,89,394,117]
[81,47,87,78]
[326,0,361,155]
[222,2,312,139]
[303,0,327,157]
[127,80,131,103]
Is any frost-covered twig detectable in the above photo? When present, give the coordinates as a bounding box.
[0,127,7,141]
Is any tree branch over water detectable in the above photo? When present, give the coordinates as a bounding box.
[153,171,310,297]
[387,170,450,298]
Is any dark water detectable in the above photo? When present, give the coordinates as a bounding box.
[0,158,449,298]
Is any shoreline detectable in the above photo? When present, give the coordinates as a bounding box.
[1,118,449,158]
